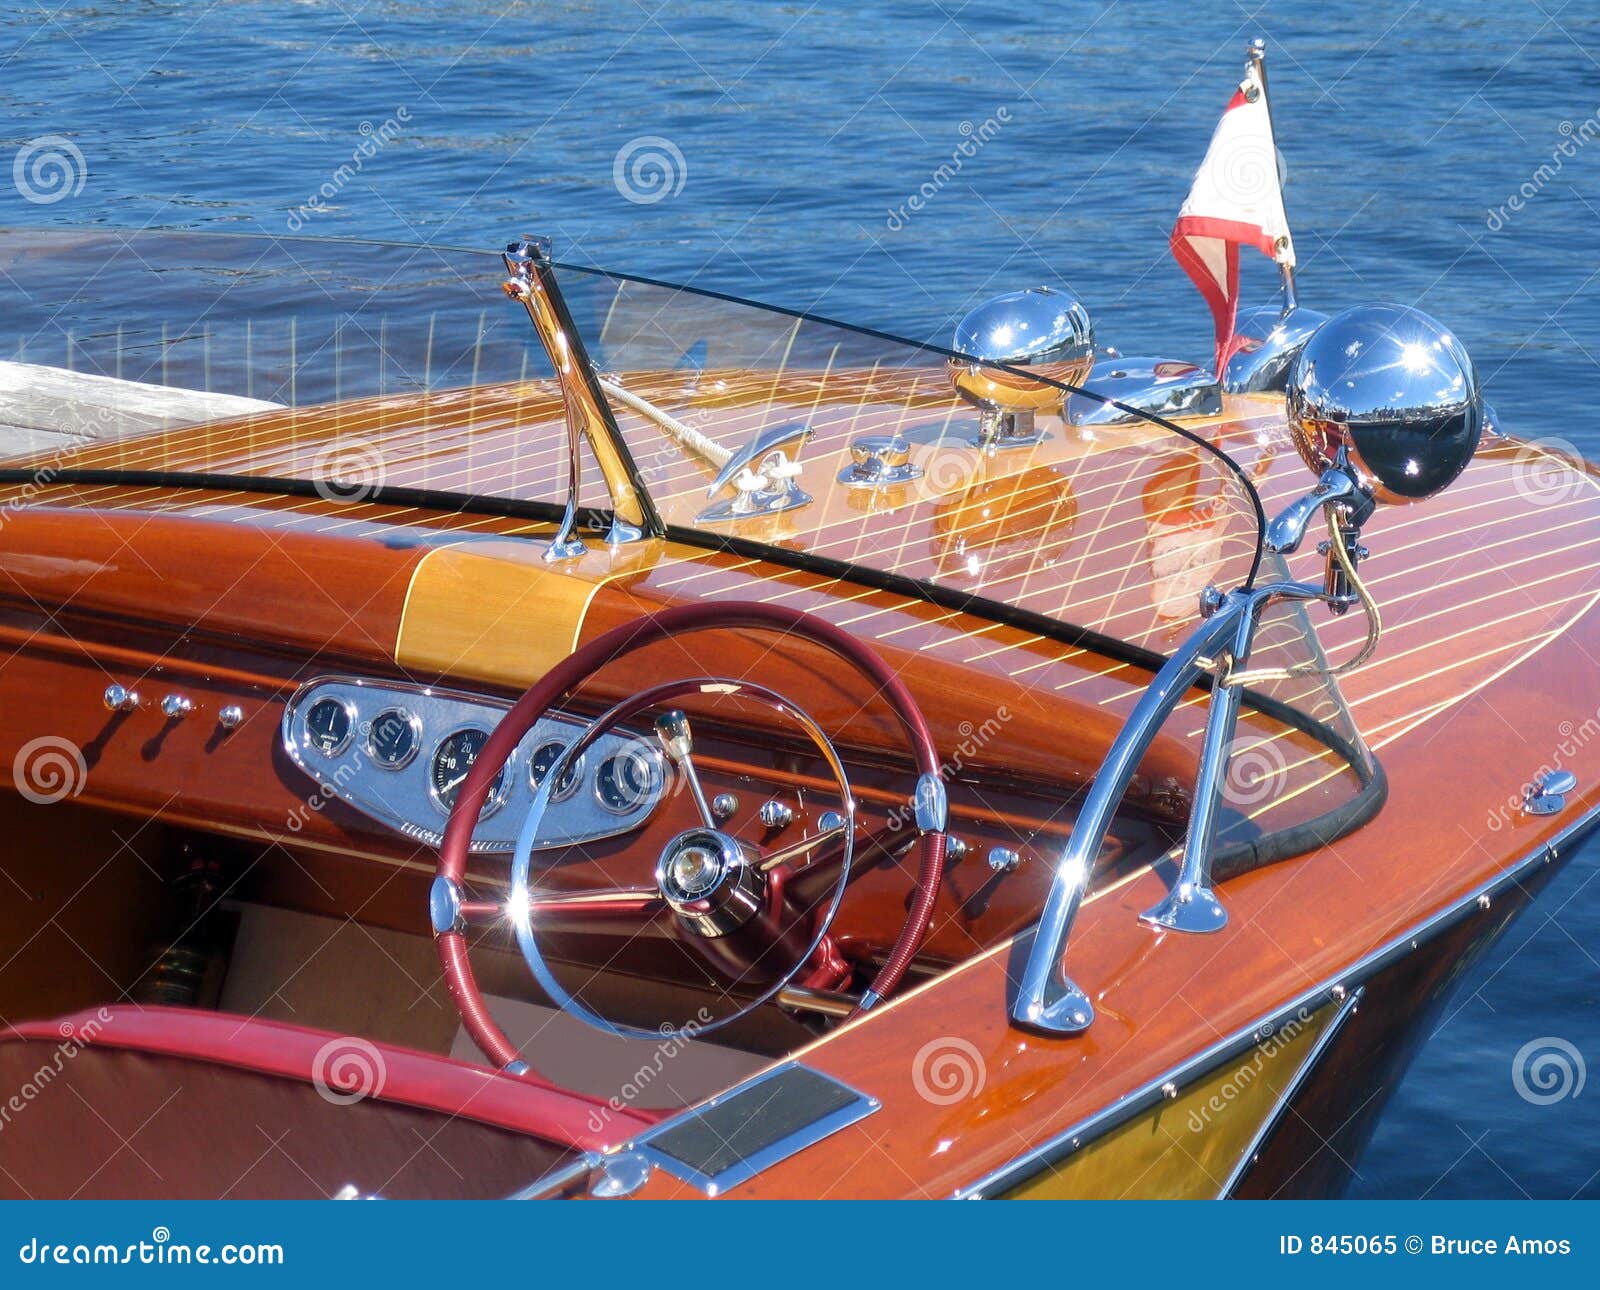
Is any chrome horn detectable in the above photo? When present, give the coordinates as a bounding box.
[1013,303,1484,1034]
[948,286,1094,451]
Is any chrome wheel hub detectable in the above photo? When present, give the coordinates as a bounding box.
[654,828,765,937]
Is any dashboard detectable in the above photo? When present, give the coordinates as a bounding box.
[281,676,668,852]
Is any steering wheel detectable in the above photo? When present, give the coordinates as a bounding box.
[431,601,949,1072]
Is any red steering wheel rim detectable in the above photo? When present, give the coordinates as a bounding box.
[435,600,948,1072]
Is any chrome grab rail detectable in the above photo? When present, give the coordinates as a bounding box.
[1011,603,1238,1033]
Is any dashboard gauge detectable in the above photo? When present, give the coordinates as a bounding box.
[529,740,583,802]
[429,727,507,816]
[595,748,663,814]
[305,697,356,757]
[365,707,422,770]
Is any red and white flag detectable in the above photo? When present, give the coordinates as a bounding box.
[1171,57,1295,374]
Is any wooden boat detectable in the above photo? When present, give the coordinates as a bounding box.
[0,218,1589,1201]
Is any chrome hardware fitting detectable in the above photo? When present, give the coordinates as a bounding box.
[1140,639,1242,935]
[817,809,846,833]
[655,709,717,828]
[945,835,970,862]
[1222,302,1326,394]
[504,1060,531,1076]
[1523,769,1577,816]
[502,237,661,557]
[987,847,1021,874]
[758,799,794,830]
[589,1151,653,1199]
[711,792,739,821]
[696,422,813,524]
[1263,465,1370,556]
[160,694,194,720]
[1065,357,1222,426]
[102,683,139,713]
[913,773,948,834]
[217,704,245,730]
[429,875,465,936]
[837,434,922,488]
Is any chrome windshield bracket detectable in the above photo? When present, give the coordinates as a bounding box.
[502,237,663,556]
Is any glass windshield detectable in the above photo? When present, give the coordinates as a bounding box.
[0,228,1266,655]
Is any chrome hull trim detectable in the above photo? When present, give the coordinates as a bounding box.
[955,803,1600,1198]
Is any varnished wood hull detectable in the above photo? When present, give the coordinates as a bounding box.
[1,359,1596,1198]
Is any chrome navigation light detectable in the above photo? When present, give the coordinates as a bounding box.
[1284,303,1484,504]
[948,286,1094,451]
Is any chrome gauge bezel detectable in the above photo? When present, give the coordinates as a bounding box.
[280,675,669,855]
[528,739,586,804]
[427,725,509,820]
[302,697,358,759]
[594,747,666,815]
[365,705,423,771]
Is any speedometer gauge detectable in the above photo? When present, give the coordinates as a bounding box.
[429,727,507,816]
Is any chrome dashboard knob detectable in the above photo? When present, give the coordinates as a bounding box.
[160,694,195,720]
[102,683,139,713]
[758,799,794,830]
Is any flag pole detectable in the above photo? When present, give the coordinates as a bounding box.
[1247,37,1298,313]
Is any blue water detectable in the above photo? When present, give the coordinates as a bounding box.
[4,0,1600,1198]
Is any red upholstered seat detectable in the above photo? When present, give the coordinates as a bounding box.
[0,1007,658,1199]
